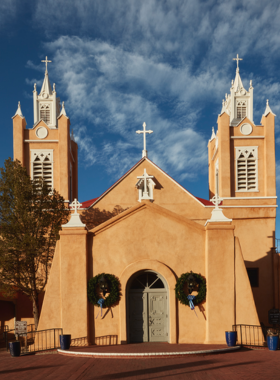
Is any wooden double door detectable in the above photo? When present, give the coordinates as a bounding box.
[128,272,169,343]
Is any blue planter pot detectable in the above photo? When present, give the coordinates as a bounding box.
[60,334,71,350]
[267,335,279,351]
[225,331,237,347]
[9,341,21,357]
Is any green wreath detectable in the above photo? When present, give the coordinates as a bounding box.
[175,271,206,307]
[88,273,121,308]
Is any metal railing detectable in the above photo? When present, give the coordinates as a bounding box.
[232,324,267,347]
[4,328,63,354]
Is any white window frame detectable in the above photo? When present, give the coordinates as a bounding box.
[235,146,258,192]
[30,149,54,189]
[236,100,247,119]
[39,103,51,125]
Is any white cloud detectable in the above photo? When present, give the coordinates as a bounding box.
[0,0,17,28]
[30,36,211,179]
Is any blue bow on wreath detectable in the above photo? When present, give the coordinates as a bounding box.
[95,298,105,319]
[187,295,198,318]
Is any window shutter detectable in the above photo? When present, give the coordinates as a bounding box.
[236,147,258,191]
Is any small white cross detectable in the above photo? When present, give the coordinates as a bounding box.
[136,122,153,158]
[210,193,223,210]
[137,169,154,199]
[233,54,243,70]
[70,198,82,214]
[41,56,52,73]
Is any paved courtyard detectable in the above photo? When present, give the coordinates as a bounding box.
[0,347,280,380]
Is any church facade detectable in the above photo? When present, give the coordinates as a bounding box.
[7,57,279,345]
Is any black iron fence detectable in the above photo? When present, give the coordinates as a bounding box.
[232,324,267,347]
[4,328,62,354]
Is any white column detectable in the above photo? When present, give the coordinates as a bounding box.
[33,85,38,124]
[249,83,254,124]
[52,86,56,127]
[230,86,235,124]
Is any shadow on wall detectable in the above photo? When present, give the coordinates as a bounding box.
[70,336,89,347]
[81,205,129,230]
[95,335,118,346]
[244,244,276,326]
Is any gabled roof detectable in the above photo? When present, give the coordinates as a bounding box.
[80,157,213,209]
[90,200,205,235]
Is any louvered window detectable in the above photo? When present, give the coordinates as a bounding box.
[40,105,51,124]
[31,151,53,189]
[237,101,246,119]
[236,147,258,191]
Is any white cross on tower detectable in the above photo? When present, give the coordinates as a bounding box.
[137,169,154,199]
[136,122,153,158]
[210,193,223,210]
[70,198,82,214]
[41,56,52,73]
[233,54,243,70]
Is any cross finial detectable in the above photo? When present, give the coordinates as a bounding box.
[70,198,82,214]
[210,193,223,210]
[233,54,243,70]
[136,122,153,158]
[41,56,52,73]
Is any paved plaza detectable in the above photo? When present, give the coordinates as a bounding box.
[0,346,279,380]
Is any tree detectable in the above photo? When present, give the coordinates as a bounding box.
[0,158,70,329]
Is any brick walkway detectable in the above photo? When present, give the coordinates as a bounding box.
[0,347,279,379]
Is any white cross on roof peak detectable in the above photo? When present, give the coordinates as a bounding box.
[136,122,153,158]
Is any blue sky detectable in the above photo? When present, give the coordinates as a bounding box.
[1,0,280,233]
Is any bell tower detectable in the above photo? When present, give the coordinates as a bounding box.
[208,55,276,199]
[13,57,78,203]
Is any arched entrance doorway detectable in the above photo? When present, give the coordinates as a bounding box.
[127,270,169,343]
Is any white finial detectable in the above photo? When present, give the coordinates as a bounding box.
[53,83,56,91]
[70,198,81,214]
[210,127,216,141]
[41,56,52,73]
[250,80,253,88]
[136,122,153,158]
[62,198,86,228]
[58,101,67,118]
[34,83,37,91]
[205,192,232,225]
[263,99,276,117]
[210,194,223,210]
[233,54,243,71]
[14,101,23,117]
[231,79,234,87]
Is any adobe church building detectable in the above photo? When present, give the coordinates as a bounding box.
[4,55,279,345]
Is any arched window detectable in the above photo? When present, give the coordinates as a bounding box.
[40,104,51,124]
[237,101,246,119]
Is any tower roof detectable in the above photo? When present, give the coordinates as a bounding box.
[39,71,52,96]
[233,68,244,92]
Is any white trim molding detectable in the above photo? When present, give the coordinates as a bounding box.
[231,136,264,139]
[24,140,59,143]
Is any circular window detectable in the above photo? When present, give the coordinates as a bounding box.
[240,123,252,136]
[36,126,48,139]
